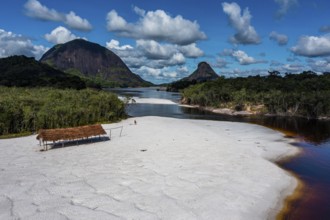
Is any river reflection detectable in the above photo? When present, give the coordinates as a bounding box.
[108,87,330,219]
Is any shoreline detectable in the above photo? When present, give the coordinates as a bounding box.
[274,173,304,220]
[0,116,300,219]
[181,102,305,219]
[180,103,330,120]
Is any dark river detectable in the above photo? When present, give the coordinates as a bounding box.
[108,87,330,220]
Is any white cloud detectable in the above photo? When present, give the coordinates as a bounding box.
[307,58,330,72]
[134,66,183,84]
[0,29,48,59]
[162,71,178,78]
[221,68,269,77]
[44,26,81,44]
[107,41,178,70]
[178,43,204,58]
[24,0,62,21]
[275,0,298,18]
[231,50,267,65]
[138,66,162,77]
[282,63,304,72]
[136,39,177,60]
[269,62,306,73]
[64,11,92,31]
[269,31,288,46]
[168,53,185,65]
[106,39,133,51]
[222,2,260,45]
[133,6,145,17]
[24,0,92,31]
[137,40,186,65]
[106,8,206,45]
[219,48,234,56]
[215,58,230,68]
[104,39,203,83]
[177,66,189,74]
[291,35,330,57]
[106,10,129,32]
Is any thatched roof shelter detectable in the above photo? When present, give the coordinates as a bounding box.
[37,124,106,147]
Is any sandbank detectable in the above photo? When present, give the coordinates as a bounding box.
[0,116,298,219]
[119,96,178,105]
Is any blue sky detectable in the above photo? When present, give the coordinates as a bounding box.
[1,0,330,84]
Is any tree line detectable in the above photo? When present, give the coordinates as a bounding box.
[0,87,126,136]
[181,71,330,119]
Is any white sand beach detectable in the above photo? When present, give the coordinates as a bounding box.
[120,96,178,105]
[0,116,299,220]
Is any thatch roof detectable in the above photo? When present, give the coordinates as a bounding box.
[36,124,106,142]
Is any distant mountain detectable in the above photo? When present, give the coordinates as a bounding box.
[40,39,152,87]
[167,62,219,91]
[0,55,86,89]
[182,62,219,82]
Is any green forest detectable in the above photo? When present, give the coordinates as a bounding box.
[181,71,330,119]
[0,87,126,137]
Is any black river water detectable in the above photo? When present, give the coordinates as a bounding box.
[108,87,330,219]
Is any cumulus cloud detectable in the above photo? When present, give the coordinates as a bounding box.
[177,66,189,74]
[231,50,267,65]
[24,0,92,31]
[106,7,206,45]
[133,6,145,17]
[282,63,304,72]
[221,68,269,77]
[107,39,186,70]
[178,43,204,58]
[275,0,298,18]
[106,10,128,31]
[106,39,133,51]
[136,39,177,60]
[64,11,92,31]
[0,29,48,59]
[104,38,205,83]
[307,58,330,73]
[215,58,230,68]
[219,48,234,56]
[44,26,82,44]
[24,0,62,21]
[222,2,260,45]
[269,31,288,46]
[134,65,184,84]
[162,71,178,78]
[291,35,330,57]
[138,66,162,77]
[269,62,306,74]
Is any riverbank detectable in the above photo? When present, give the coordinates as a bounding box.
[0,116,299,219]
[180,103,330,120]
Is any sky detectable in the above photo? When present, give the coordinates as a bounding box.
[1,0,330,84]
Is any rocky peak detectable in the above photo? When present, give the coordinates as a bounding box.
[184,62,218,82]
[40,39,152,87]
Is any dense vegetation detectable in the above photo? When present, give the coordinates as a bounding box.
[0,87,126,136]
[182,71,330,119]
[0,55,89,89]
